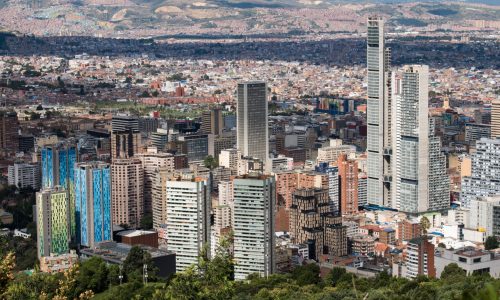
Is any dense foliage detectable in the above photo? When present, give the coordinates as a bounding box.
[2,239,500,300]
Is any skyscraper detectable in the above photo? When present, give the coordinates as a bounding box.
[41,145,77,190]
[461,138,500,208]
[37,188,70,258]
[492,100,500,139]
[41,144,77,238]
[0,110,19,152]
[233,175,275,280]
[74,162,112,247]
[237,81,269,164]
[111,158,144,228]
[393,65,449,213]
[111,115,141,160]
[166,177,211,272]
[338,154,358,215]
[366,17,392,207]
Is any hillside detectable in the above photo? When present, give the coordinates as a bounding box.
[0,0,498,38]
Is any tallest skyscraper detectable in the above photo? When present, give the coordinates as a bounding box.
[367,17,392,207]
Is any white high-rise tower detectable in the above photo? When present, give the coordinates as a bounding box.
[366,17,392,207]
[393,65,449,213]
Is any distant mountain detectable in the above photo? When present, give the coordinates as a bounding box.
[0,0,498,38]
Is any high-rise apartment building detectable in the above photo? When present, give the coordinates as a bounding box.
[74,162,112,247]
[393,65,449,213]
[461,138,500,208]
[201,108,223,135]
[237,82,269,164]
[136,149,175,214]
[36,188,70,258]
[0,110,19,152]
[41,144,77,238]
[233,175,275,280]
[366,17,392,207]
[492,100,500,139]
[111,158,144,228]
[166,178,210,272]
[151,167,173,230]
[8,163,40,190]
[338,154,358,215]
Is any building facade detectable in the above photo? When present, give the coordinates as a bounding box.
[461,138,500,208]
[74,162,112,247]
[393,65,449,213]
[233,175,275,280]
[166,178,211,272]
[237,82,269,164]
[37,188,70,258]
[111,158,144,228]
[366,17,392,207]
[8,163,40,190]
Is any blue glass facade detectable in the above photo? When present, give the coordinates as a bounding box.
[74,163,112,247]
[41,146,77,189]
[41,145,77,239]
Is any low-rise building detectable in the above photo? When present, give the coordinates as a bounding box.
[435,247,500,278]
[39,251,78,273]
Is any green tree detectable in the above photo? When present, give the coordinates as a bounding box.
[203,155,218,170]
[74,257,109,296]
[420,216,431,235]
[292,263,321,286]
[441,263,466,280]
[123,246,157,283]
[140,213,153,230]
[325,267,346,287]
[485,236,499,250]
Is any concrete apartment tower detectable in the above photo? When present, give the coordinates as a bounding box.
[237,81,269,164]
[111,158,144,228]
[393,65,449,213]
[366,17,393,207]
[233,175,275,280]
[166,177,211,272]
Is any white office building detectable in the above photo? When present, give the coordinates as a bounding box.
[233,175,275,280]
[166,178,211,272]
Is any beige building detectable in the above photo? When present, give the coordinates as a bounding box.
[111,131,141,160]
[316,139,356,165]
[136,148,175,215]
[111,158,144,228]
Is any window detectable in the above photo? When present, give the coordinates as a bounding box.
[459,257,467,263]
